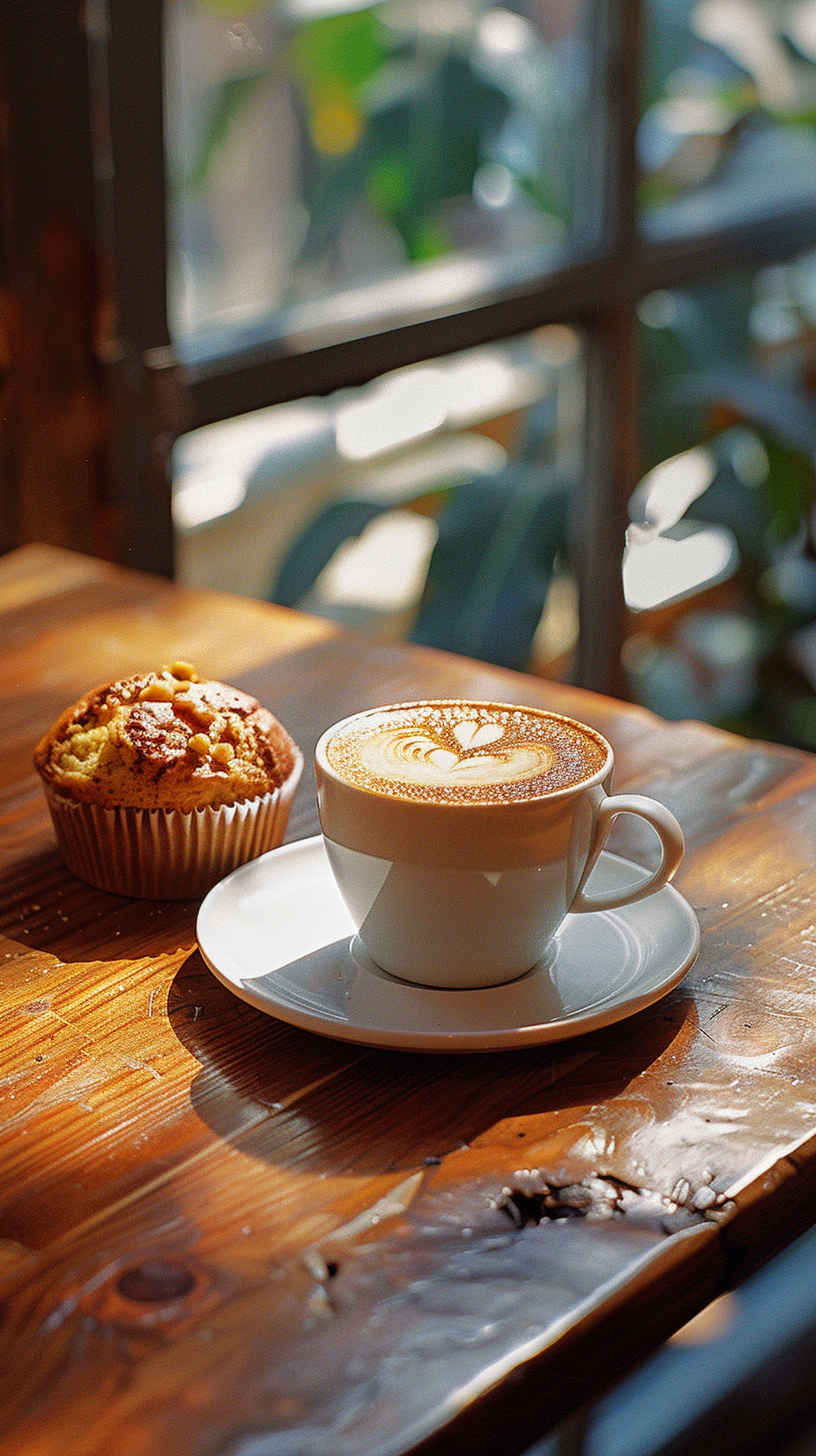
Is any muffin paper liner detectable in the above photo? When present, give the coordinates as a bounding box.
[41,750,303,899]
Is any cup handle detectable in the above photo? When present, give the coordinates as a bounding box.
[569,794,684,914]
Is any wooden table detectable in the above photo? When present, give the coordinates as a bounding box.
[4,544,816,1456]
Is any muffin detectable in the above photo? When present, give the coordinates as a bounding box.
[34,662,303,897]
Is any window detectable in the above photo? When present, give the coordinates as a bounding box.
[8,0,816,727]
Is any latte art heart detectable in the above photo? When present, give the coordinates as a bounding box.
[359,723,553,787]
[452,721,504,749]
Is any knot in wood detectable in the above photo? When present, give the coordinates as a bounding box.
[116,1261,196,1303]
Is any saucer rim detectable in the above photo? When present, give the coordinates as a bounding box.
[196,835,700,1052]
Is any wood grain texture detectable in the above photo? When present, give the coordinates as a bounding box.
[3,545,816,1455]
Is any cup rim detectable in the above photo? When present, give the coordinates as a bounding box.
[315,699,613,809]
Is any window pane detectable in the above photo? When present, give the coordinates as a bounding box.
[640,0,816,239]
[164,0,593,358]
[173,326,584,678]
[626,252,816,747]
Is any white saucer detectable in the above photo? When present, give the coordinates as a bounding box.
[196,836,699,1052]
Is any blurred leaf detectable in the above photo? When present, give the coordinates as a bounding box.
[186,72,268,190]
[513,394,558,463]
[270,499,386,609]
[410,466,569,670]
[289,11,387,170]
[776,106,816,127]
[367,53,509,257]
[405,219,450,261]
[367,157,412,214]
[296,139,378,262]
[297,44,511,264]
[671,367,816,459]
[685,462,771,567]
[641,366,816,576]
[515,171,562,217]
[268,462,570,673]
[762,436,816,541]
[762,689,816,750]
[289,10,386,96]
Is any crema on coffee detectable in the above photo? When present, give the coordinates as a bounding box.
[324,702,608,805]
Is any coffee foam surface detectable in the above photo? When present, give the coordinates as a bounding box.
[325,704,608,804]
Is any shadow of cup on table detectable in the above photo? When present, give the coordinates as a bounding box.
[167,949,698,1180]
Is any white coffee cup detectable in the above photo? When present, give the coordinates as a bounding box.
[315,700,684,989]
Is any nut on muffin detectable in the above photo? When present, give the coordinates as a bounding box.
[34,663,303,898]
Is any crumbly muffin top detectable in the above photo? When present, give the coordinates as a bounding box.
[34,662,299,812]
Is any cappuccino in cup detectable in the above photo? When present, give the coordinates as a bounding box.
[323,701,609,803]
[316,701,684,989]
